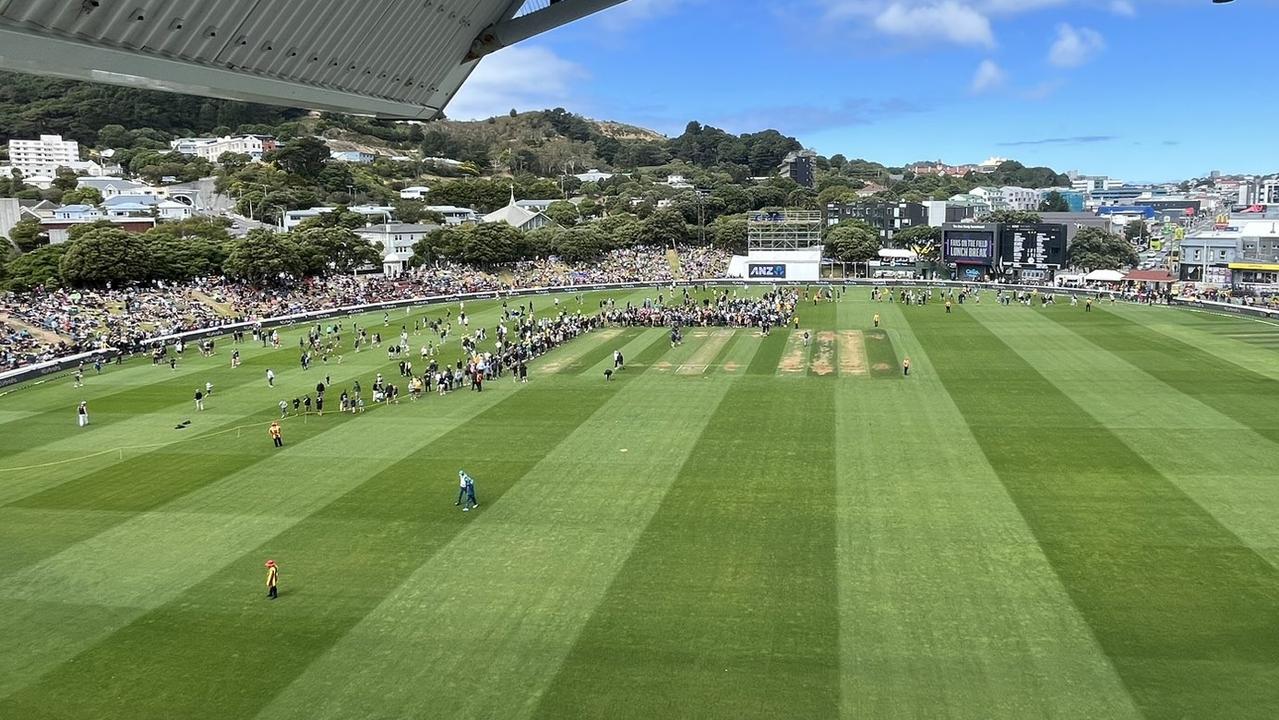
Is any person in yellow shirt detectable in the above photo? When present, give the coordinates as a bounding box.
[269,421,283,448]
[265,560,279,600]
[873,313,881,328]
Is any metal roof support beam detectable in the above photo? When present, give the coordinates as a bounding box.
[468,0,627,59]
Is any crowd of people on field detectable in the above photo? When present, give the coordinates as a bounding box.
[0,245,733,371]
[601,288,798,331]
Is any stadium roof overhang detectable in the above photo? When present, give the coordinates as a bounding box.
[0,0,626,120]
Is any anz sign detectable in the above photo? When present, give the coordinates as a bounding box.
[748,264,787,279]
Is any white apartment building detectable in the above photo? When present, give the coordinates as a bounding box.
[170,135,276,162]
[355,223,440,276]
[7,134,80,177]
[1000,186,1039,212]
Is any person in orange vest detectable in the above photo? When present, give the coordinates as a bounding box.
[265,560,279,600]
[269,421,283,448]
[903,356,911,377]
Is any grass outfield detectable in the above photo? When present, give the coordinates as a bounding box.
[2,287,1279,719]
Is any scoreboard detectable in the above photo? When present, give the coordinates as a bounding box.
[998,223,1067,268]
[942,225,997,265]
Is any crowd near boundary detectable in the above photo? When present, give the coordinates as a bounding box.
[3,278,1274,389]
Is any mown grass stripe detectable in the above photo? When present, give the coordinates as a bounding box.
[258,374,733,720]
[1051,306,1279,445]
[907,304,1279,720]
[530,379,840,719]
[0,347,670,720]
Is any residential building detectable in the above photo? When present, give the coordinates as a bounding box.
[1000,186,1039,212]
[424,205,478,225]
[515,199,559,213]
[968,187,1008,212]
[574,169,615,183]
[7,134,80,176]
[778,150,816,188]
[355,223,441,276]
[52,204,101,221]
[661,174,694,190]
[157,200,193,221]
[170,135,277,162]
[282,205,393,230]
[0,197,20,243]
[330,150,375,164]
[947,194,993,218]
[924,200,981,226]
[1071,175,1124,194]
[399,186,430,200]
[42,216,155,245]
[825,201,928,242]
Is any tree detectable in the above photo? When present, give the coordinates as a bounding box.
[638,208,690,246]
[710,214,747,253]
[393,200,426,224]
[892,224,942,258]
[144,219,232,281]
[824,220,881,263]
[218,151,253,174]
[222,229,304,286]
[269,136,329,179]
[1123,220,1152,246]
[51,168,80,192]
[544,200,580,227]
[3,244,68,291]
[556,225,606,262]
[1067,227,1138,271]
[1038,191,1070,212]
[7,218,48,252]
[296,206,367,231]
[294,227,380,276]
[58,227,151,286]
[409,227,449,268]
[60,187,103,206]
[979,210,1041,224]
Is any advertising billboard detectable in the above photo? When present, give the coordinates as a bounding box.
[942,226,997,265]
[998,223,1067,268]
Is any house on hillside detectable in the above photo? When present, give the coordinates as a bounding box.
[356,222,441,276]
[400,186,431,200]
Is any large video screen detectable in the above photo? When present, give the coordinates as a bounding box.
[942,228,996,265]
[998,223,1067,267]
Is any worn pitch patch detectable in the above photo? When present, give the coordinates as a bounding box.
[810,332,836,376]
[540,328,621,373]
[838,330,869,376]
[778,330,810,375]
[676,329,734,375]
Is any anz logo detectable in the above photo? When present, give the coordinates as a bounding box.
[748,264,787,278]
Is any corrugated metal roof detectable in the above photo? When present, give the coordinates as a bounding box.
[0,0,522,117]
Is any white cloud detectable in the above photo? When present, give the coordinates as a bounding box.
[446,46,587,120]
[594,0,691,32]
[1109,0,1136,16]
[872,2,995,47]
[1048,24,1105,67]
[970,59,1005,93]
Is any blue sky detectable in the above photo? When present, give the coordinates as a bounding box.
[449,0,1279,181]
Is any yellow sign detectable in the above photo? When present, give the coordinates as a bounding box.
[1228,262,1279,272]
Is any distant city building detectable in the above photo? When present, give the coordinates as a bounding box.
[41,215,155,245]
[924,200,981,226]
[1036,187,1086,212]
[825,201,928,241]
[778,151,816,188]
